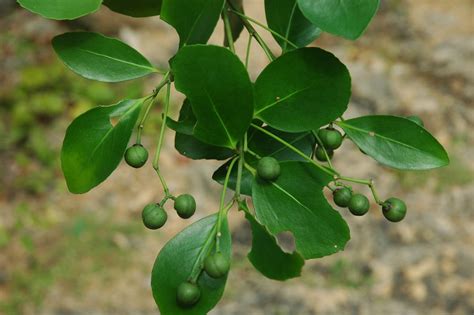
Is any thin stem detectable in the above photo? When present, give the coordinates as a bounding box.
[226,2,275,61]
[250,123,337,177]
[235,135,246,198]
[152,79,172,195]
[246,148,261,159]
[312,131,335,171]
[336,176,383,205]
[222,4,236,53]
[245,35,253,69]
[229,9,298,49]
[216,157,238,251]
[136,72,171,144]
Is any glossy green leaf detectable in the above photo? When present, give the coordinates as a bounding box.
[254,47,351,132]
[18,0,101,20]
[171,45,254,149]
[103,0,162,17]
[337,115,450,170]
[246,212,304,281]
[169,100,235,160]
[161,0,224,46]
[152,214,231,315]
[61,99,144,194]
[252,161,350,259]
[297,0,380,40]
[212,126,315,195]
[52,32,157,82]
[167,99,197,136]
[265,0,321,51]
[225,0,245,46]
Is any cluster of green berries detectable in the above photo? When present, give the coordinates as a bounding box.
[315,127,343,162]
[124,144,197,230]
[332,187,407,222]
[141,194,197,230]
[176,251,230,307]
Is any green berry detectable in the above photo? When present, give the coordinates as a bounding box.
[382,197,407,222]
[257,157,280,181]
[315,146,333,162]
[142,203,167,229]
[124,144,148,168]
[174,194,196,219]
[406,115,424,127]
[204,252,230,278]
[318,128,343,150]
[333,187,352,208]
[348,194,370,216]
[176,282,200,307]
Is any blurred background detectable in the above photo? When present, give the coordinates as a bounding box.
[0,0,473,314]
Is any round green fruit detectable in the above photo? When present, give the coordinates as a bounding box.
[124,144,148,168]
[333,187,352,208]
[406,115,424,127]
[174,194,196,219]
[348,194,370,216]
[142,203,167,229]
[204,252,230,278]
[382,198,407,222]
[176,282,200,307]
[315,146,333,162]
[257,157,280,181]
[318,128,343,150]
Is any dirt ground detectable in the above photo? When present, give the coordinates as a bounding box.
[0,1,473,314]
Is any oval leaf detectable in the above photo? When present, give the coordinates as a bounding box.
[252,161,350,259]
[61,99,144,194]
[265,0,321,51]
[52,32,157,82]
[18,0,101,20]
[254,47,351,132]
[337,115,450,170]
[152,215,231,315]
[103,0,162,17]
[171,45,254,149]
[161,0,224,47]
[246,212,304,281]
[297,0,380,40]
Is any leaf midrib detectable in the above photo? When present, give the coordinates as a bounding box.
[77,48,156,72]
[337,121,437,158]
[255,85,312,116]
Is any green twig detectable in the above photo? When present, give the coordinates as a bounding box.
[312,131,335,170]
[249,123,337,177]
[229,9,298,50]
[336,176,383,205]
[216,157,238,251]
[152,79,172,196]
[222,4,236,53]
[226,2,275,61]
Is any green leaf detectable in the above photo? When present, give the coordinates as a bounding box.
[252,161,350,259]
[61,99,144,194]
[265,0,321,51]
[167,99,197,136]
[152,214,231,315]
[246,212,304,281]
[171,45,254,149]
[297,0,380,40]
[225,0,245,46]
[169,100,235,160]
[337,115,450,170]
[52,32,157,82]
[212,126,315,196]
[18,0,101,20]
[254,47,351,132]
[103,0,162,17]
[161,0,224,46]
